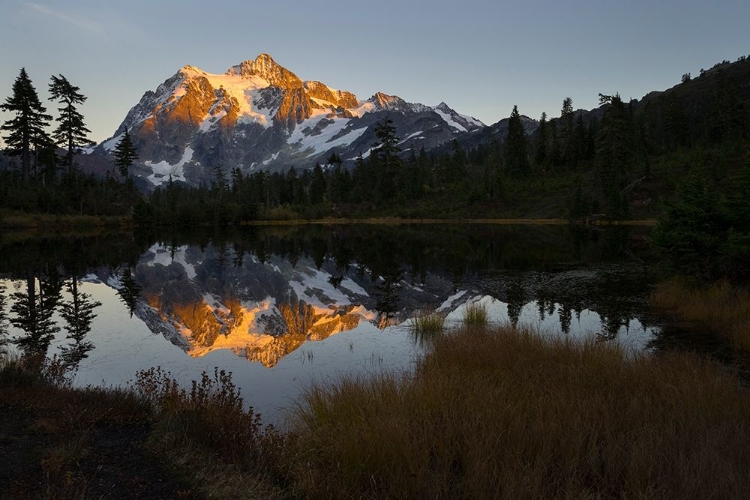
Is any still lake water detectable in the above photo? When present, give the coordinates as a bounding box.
[0,224,663,424]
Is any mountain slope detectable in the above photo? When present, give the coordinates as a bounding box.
[90,54,486,188]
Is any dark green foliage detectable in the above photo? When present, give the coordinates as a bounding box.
[653,155,750,282]
[49,74,95,176]
[505,105,529,178]
[652,176,727,279]
[1,68,52,182]
[535,112,548,166]
[596,94,632,218]
[113,129,138,179]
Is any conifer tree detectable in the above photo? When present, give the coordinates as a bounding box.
[309,163,327,204]
[113,129,138,179]
[596,94,632,218]
[372,116,401,200]
[1,68,52,182]
[535,112,548,167]
[560,97,575,164]
[504,105,529,178]
[49,74,95,176]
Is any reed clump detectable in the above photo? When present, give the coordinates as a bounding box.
[289,325,750,499]
[462,301,488,326]
[653,278,750,351]
[409,310,445,346]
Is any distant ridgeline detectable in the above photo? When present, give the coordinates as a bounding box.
[0,54,749,222]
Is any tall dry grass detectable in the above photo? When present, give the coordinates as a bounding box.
[653,278,750,351]
[289,325,750,499]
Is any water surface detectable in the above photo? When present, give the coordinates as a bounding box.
[0,225,661,423]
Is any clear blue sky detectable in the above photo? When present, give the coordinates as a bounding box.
[1,0,748,143]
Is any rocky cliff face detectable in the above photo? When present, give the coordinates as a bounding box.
[88,54,487,188]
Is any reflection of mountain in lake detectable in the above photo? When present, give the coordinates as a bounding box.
[0,225,662,366]
[119,231,658,365]
[130,243,453,366]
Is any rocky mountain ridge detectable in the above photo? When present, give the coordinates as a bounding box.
[88,54,488,188]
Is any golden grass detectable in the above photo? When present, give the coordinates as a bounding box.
[289,325,750,499]
[463,301,488,326]
[409,311,445,346]
[652,278,750,351]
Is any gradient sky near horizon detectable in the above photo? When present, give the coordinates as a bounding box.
[1,0,749,143]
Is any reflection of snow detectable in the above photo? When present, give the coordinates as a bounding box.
[437,290,466,312]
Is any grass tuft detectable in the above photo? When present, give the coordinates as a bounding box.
[409,310,445,346]
[463,301,488,326]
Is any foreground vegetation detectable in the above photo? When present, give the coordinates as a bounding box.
[653,278,750,352]
[4,323,750,498]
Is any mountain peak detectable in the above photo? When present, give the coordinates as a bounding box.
[225,53,303,89]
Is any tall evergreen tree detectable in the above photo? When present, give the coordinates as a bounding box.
[372,116,401,200]
[113,129,138,179]
[1,68,52,182]
[504,105,529,178]
[560,97,575,163]
[596,94,632,218]
[535,112,548,167]
[49,74,95,176]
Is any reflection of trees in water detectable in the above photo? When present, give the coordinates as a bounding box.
[558,302,573,335]
[59,276,101,369]
[10,269,62,356]
[117,267,142,318]
[505,279,526,328]
[374,268,403,329]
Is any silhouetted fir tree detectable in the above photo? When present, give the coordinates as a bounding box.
[113,129,138,179]
[504,105,530,178]
[1,68,52,182]
[49,74,95,176]
[59,277,101,368]
[535,112,548,167]
[372,116,401,200]
[309,163,327,204]
[560,97,575,163]
[596,94,632,218]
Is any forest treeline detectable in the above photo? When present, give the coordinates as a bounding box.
[1,56,750,281]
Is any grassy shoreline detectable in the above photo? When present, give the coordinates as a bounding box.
[3,323,750,498]
[653,278,750,352]
[1,210,658,230]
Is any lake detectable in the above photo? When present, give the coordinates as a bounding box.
[0,224,663,424]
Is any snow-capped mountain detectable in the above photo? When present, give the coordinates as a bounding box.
[91,54,485,188]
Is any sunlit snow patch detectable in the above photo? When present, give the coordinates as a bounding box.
[145,147,193,186]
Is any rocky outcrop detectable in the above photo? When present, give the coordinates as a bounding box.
[304,81,359,109]
[226,53,304,89]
